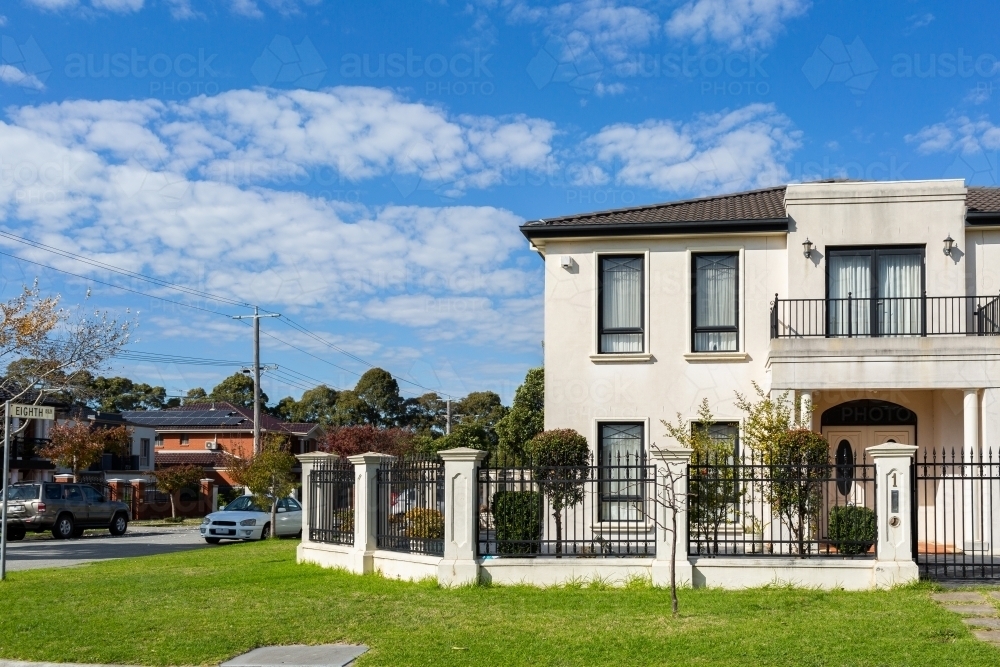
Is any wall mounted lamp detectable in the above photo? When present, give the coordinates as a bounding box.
[943,235,955,256]
[802,238,814,258]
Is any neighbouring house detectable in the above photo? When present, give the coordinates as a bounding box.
[121,402,322,490]
[297,178,1000,589]
[1,390,156,485]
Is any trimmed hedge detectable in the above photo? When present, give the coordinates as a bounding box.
[493,490,542,554]
[404,508,444,540]
[828,505,876,555]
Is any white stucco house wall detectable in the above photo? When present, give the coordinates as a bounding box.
[521,179,1000,562]
[521,180,1000,470]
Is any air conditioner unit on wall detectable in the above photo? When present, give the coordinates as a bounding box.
[205,440,219,450]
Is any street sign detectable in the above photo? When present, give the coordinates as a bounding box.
[10,404,55,420]
[2,401,55,580]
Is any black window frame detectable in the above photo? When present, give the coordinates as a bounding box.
[691,252,740,353]
[597,254,645,354]
[825,245,926,337]
[597,421,646,522]
[692,421,740,459]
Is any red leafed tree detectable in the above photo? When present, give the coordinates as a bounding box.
[322,425,415,457]
[40,422,132,478]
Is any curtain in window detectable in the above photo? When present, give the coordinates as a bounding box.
[601,257,642,352]
[828,254,871,336]
[706,423,740,458]
[600,424,643,521]
[878,253,922,336]
[694,254,737,351]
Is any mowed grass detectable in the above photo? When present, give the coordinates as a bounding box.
[0,540,996,666]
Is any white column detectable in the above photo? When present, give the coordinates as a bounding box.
[347,452,394,575]
[437,447,488,586]
[867,442,919,588]
[962,389,982,551]
[650,446,694,588]
[799,391,814,431]
[295,452,332,547]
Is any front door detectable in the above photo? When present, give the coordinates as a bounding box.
[822,425,914,455]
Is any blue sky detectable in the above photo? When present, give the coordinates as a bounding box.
[0,0,998,405]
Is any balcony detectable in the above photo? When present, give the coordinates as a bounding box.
[767,294,1000,391]
[770,294,1000,339]
[6,437,55,470]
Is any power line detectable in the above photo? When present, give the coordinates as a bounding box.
[0,250,231,316]
[0,231,251,309]
[0,229,454,398]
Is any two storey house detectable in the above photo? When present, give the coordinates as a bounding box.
[522,179,1000,571]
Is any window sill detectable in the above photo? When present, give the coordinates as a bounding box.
[591,522,655,532]
[589,353,654,364]
[683,352,751,363]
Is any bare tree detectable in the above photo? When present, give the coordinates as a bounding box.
[0,284,133,439]
[643,444,688,617]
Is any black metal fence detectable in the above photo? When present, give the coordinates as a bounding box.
[309,457,355,546]
[376,456,445,556]
[914,447,1000,580]
[770,294,1000,339]
[689,450,877,558]
[477,454,657,558]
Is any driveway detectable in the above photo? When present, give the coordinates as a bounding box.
[3,526,211,571]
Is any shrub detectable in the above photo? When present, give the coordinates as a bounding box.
[322,425,416,457]
[528,428,591,555]
[333,508,354,535]
[492,490,541,554]
[828,505,876,555]
[404,508,444,540]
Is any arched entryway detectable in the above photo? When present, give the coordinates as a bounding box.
[821,399,916,504]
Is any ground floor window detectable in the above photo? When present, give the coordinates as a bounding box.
[598,423,645,521]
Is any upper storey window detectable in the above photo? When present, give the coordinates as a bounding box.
[598,255,644,353]
[827,247,924,337]
[692,253,739,352]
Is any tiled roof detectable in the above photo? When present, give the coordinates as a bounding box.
[967,187,1000,215]
[522,183,1000,237]
[522,186,788,232]
[155,451,228,467]
[123,402,319,436]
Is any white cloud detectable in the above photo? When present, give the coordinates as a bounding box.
[665,0,810,50]
[0,90,547,348]
[0,15,7,26]
[507,0,659,64]
[583,103,800,193]
[905,116,1000,155]
[0,64,46,91]
[906,12,934,32]
[90,0,144,11]
[229,0,264,17]
[24,0,78,8]
[165,0,198,19]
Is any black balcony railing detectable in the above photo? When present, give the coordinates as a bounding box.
[770,294,1000,339]
[6,437,52,463]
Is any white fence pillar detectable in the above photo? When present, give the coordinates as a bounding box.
[651,446,694,588]
[437,447,487,586]
[347,452,394,575]
[868,442,919,588]
[296,451,332,547]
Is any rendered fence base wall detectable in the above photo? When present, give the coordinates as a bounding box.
[693,558,917,591]
[299,543,918,590]
[297,542,355,571]
[480,558,657,587]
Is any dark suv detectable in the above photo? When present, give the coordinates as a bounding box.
[4,482,131,540]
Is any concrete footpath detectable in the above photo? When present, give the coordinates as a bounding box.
[0,644,370,667]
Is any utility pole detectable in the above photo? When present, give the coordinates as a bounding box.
[232,306,279,454]
[446,398,451,435]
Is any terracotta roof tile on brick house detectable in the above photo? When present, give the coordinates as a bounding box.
[521,182,1000,239]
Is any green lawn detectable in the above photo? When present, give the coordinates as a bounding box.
[0,541,996,666]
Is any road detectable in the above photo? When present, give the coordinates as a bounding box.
[3,526,212,571]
